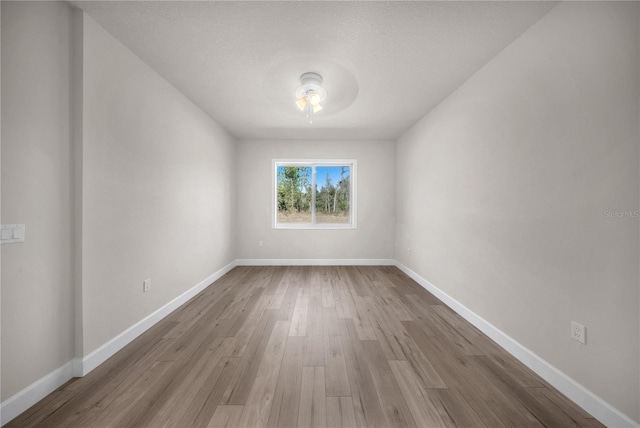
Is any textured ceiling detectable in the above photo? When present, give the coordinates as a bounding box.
[74,1,557,140]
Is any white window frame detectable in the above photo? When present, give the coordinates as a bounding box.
[273,159,357,230]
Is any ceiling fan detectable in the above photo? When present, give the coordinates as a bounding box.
[295,72,327,124]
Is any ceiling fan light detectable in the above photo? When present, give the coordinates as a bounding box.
[295,72,327,121]
[296,97,308,111]
[308,92,322,106]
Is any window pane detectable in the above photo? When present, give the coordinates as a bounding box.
[277,166,312,223]
[315,166,350,224]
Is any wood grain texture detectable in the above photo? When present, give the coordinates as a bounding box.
[323,334,351,397]
[326,396,357,428]
[389,360,451,428]
[208,405,244,428]
[237,320,289,427]
[267,337,304,428]
[298,366,326,428]
[7,266,603,428]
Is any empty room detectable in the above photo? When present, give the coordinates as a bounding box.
[1,1,639,427]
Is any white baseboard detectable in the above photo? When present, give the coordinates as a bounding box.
[76,260,237,376]
[0,361,74,426]
[235,258,396,266]
[394,261,640,428]
[0,260,237,427]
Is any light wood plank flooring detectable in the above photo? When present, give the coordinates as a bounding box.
[7,266,604,428]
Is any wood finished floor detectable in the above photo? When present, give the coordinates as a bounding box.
[8,266,604,428]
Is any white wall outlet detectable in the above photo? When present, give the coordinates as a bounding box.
[258,240,264,247]
[571,321,586,344]
[407,247,411,256]
[143,279,151,293]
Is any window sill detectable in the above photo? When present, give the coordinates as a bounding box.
[274,224,356,230]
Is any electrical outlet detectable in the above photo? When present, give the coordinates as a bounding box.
[143,279,151,293]
[258,240,264,247]
[407,248,411,256]
[571,321,585,344]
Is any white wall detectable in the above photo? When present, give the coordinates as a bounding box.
[1,3,237,414]
[81,14,236,354]
[236,140,395,261]
[396,2,639,423]
[1,1,75,401]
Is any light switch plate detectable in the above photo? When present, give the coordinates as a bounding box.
[1,227,11,240]
[1,224,25,244]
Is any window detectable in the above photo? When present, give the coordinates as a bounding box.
[273,160,356,229]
